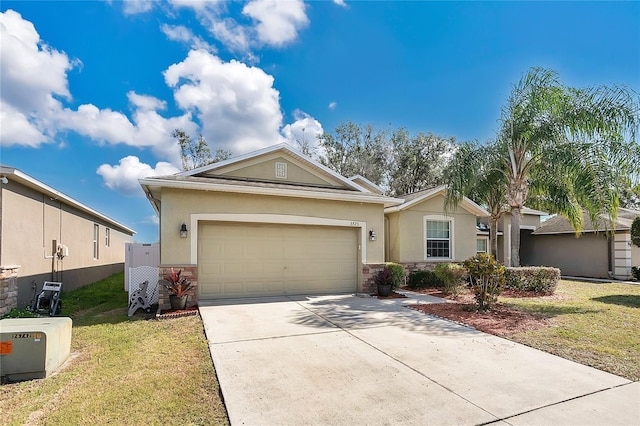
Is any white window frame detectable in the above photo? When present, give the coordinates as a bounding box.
[105,228,111,247]
[423,215,454,261]
[93,224,99,259]
[476,237,488,254]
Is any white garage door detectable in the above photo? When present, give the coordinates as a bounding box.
[198,222,358,299]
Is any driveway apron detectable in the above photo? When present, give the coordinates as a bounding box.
[199,293,638,426]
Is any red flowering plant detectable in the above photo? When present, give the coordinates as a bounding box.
[162,268,193,297]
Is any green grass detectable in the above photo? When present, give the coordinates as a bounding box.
[500,279,640,381]
[0,272,229,426]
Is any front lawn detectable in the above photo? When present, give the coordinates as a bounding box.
[0,272,229,426]
[501,280,640,381]
[411,280,640,381]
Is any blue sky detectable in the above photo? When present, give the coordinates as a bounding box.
[1,1,638,243]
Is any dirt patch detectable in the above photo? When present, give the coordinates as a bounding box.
[404,287,550,336]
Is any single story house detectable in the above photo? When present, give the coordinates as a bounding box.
[524,208,640,280]
[384,186,489,265]
[140,144,495,309]
[0,165,135,312]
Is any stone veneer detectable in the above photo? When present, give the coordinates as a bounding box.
[0,265,20,316]
[158,265,198,313]
[363,262,440,295]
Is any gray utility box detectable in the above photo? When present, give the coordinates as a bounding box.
[1,317,72,382]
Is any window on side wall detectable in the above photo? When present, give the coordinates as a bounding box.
[93,224,99,259]
[105,228,111,247]
[477,238,488,253]
[424,216,453,260]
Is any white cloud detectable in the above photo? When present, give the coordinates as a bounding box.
[122,0,154,15]
[282,109,324,154]
[143,215,160,225]
[333,0,348,8]
[97,156,180,196]
[161,23,216,53]
[242,0,308,47]
[164,49,284,154]
[0,9,75,146]
[328,101,337,110]
[166,0,308,55]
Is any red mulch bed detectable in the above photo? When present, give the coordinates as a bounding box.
[403,287,550,337]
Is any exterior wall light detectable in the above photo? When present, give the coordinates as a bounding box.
[180,223,188,238]
[369,229,376,241]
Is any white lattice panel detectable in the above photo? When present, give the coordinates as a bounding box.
[128,266,159,304]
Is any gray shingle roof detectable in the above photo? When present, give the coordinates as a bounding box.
[532,208,640,235]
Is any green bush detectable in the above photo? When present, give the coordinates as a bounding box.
[632,266,640,281]
[434,263,468,297]
[407,270,443,289]
[385,262,405,289]
[463,253,505,311]
[505,267,560,293]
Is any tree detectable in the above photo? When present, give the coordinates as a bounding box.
[318,121,388,185]
[444,141,508,258]
[388,129,453,196]
[172,129,232,171]
[498,67,639,266]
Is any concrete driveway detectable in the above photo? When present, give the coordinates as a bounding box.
[199,292,639,425]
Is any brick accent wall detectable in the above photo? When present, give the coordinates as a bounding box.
[158,265,198,312]
[363,262,442,295]
[0,266,19,316]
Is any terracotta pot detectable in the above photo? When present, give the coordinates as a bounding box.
[169,294,188,310]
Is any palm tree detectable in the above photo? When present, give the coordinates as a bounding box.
[498,67,639,266]
[445,141,508,258]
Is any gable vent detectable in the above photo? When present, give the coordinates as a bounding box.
[275,162,287,179]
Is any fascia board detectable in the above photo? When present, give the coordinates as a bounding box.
[139,178,404,206]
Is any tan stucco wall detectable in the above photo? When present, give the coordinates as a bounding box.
[385,194,479,263]
[524,232,610,278]
[1,181,133,306]
[159,188,385,265]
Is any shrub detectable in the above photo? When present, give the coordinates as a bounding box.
[434,263,468,297]
[504,267,560,294]
[463,253,505,311]
[631,217,640,247]
[632,266,640,281]
[407,270,444,290]
[385,262,405,289]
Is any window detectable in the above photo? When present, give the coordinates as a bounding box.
[424,216,453,260]
[105,228,111,247]
[93,224,99,259]
[275,162,287,179]
[477,238,488,253]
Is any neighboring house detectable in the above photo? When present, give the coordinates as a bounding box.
[0,165,135,308]
[384,186,490,264]
[479,207,548,266]
[139,144,401,306]
[524,208,640,280]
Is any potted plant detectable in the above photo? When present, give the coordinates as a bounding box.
[374,267,393,297]
[162,268,193,310]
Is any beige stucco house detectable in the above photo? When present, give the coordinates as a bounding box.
[140,144,402,306]
[384,186,489,264]
[0,165,135,310]
[524,208,640,280]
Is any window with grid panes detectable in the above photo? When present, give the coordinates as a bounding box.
[425,220,450,258]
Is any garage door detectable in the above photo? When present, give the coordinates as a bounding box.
[198,222,358,299]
